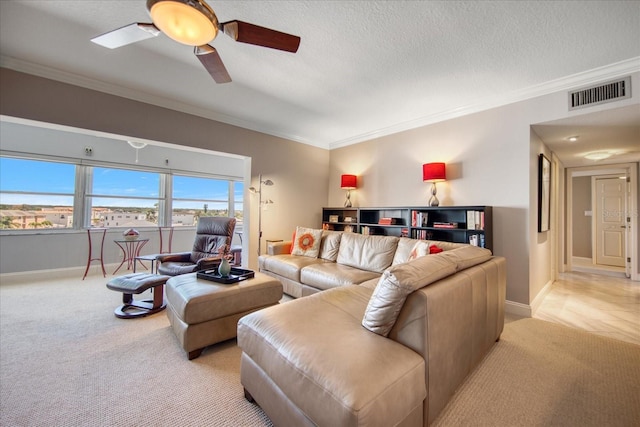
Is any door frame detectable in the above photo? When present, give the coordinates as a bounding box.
[592,174,627,269]
[565,162,638,281]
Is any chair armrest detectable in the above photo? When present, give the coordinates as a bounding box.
[268,241,292,255]
[195,256,223,271]
[156,252,191,263]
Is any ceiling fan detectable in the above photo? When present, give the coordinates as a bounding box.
[91,0,301,84]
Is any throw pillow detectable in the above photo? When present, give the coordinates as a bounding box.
[289,230,296,254]
[429,245,443,254]
[291,226,322,258]
[407,241,430,261]
[362,253,457,336]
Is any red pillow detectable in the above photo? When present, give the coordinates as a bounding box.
[429,245,443,254]
[290,230,296,254]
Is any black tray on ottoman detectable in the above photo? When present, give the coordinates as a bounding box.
[197,267,255,284]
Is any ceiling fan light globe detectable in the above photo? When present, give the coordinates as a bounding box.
[148,0,218,46]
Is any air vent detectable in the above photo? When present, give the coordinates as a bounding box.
[568,76,631,110]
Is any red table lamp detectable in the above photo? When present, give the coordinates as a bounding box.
[423,163,446,206]
[341,174,357,207]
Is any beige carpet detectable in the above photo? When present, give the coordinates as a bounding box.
[1,276,639,426]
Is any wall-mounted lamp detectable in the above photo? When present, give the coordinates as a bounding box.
[423,163,446,206]
[249,174,274,256]
[340,174,357,207]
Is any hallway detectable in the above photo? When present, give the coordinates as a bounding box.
[534,271,640,346]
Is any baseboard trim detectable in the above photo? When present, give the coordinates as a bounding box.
[505,300,532,317]
[0,264,120,285]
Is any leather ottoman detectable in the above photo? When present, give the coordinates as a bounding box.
[165,272,282,359]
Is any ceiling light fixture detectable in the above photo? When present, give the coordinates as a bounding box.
[567,136,579,142]
[147,0,218,46]
[584,151,613,161]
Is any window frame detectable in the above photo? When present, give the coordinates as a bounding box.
[0,154,241,234]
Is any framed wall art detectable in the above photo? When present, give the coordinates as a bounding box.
[538,153,551,232]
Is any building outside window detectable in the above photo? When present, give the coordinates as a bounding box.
[0,156,241,231]
[0,157,75,229]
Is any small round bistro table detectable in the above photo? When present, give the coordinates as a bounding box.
[113,238,149,275]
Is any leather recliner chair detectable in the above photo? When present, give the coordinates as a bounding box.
[157,216,236,276]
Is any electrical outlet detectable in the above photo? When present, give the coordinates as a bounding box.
[84,146,93,156]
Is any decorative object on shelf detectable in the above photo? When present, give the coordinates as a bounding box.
[538,154,551,232]
[123,228,140,241]
[423,162,447,206]
[340,174,357,207]
[344,216,353,223]
[249,174,274,256]
[217,257,232,277]
[329,215,339,223]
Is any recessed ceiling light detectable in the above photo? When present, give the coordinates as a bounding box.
[584,151,612,161]
[566,136,579,142]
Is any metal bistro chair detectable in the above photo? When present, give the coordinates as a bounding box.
[83,227,107,280]
[134,226,174,274]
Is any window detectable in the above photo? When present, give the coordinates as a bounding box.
[172,175,230,226]
[87,167,161,228]
[0,157,75,229]
[1,155,241,232]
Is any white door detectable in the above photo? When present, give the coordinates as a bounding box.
[595,177,626,267]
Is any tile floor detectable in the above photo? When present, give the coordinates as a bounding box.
[534,269,640,345]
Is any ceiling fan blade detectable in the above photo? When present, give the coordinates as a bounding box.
[195,45,232,84]
[221,20,300,53]
[91,23,160,49]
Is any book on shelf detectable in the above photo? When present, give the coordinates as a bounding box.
[401,228,409,237]
[378,217,402,225]
[412,229,432,240]
[433,222,458,229]
[361,226,370,236]
[468,234,486,248]
[411,211,428,227]
[466,210,485,230]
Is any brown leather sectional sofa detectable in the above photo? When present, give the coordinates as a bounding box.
[239,231,506,426]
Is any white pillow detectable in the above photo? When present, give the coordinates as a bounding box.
[291,226,323,258]
[362,254,457,336]
[407,241,430,261]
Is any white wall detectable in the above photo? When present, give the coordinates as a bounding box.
[329,71,640,308]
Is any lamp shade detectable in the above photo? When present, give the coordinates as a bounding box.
[422,163,446,182]
[341,174,357,189]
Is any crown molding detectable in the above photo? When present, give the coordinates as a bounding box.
[3,55,638,151]
[329,57,640,150]
[0,55,326,150]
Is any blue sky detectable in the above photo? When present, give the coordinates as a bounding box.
[0,158,243,209]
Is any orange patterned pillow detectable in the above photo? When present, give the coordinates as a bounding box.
[291,226,322,258]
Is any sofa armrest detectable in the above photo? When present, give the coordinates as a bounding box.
[268,241,292,255]
[156,252,191,263]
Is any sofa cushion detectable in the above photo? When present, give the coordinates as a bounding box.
[362,253,458,336]
[300,263,381,291]
[238,286,426,427]
[291,226,323,257]
[392,237,422,265]
[319,230,342,261]
[439,245,493,271]
[262,254,326,282]
[337,233,399,273]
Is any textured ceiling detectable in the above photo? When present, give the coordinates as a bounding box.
[0,1,639,166]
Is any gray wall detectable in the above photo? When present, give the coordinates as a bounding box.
[0,68,330,272]
[572,176,592,258]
